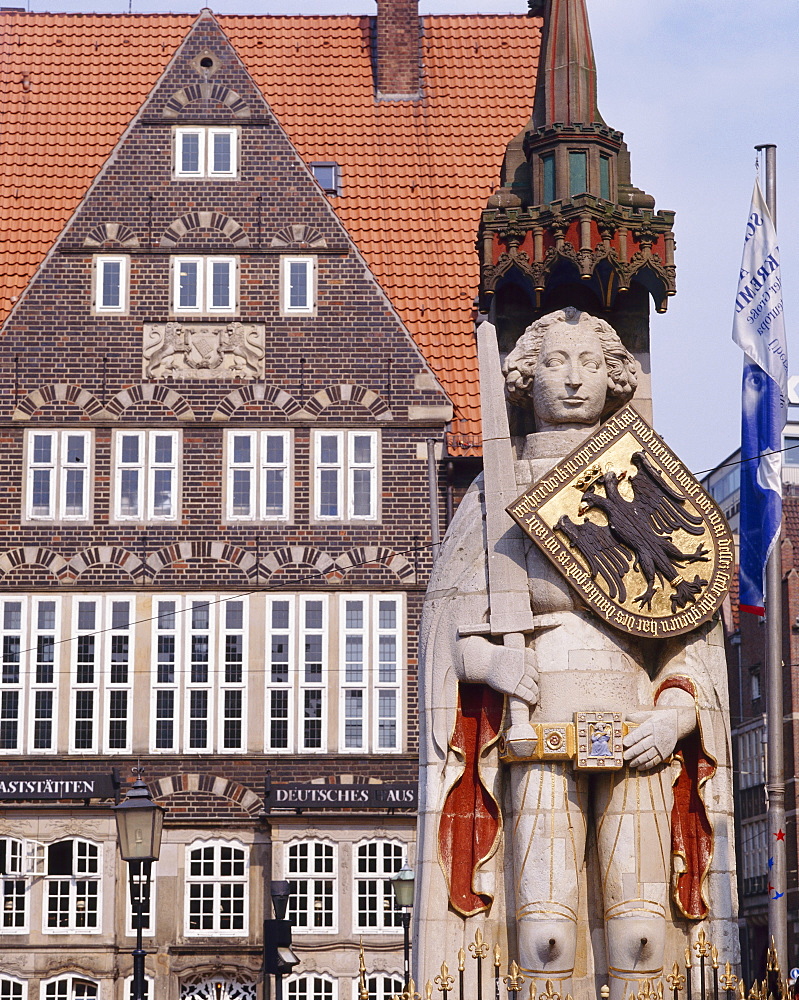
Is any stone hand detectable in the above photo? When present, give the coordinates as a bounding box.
[460,635,539,706]
[622,709,681,770]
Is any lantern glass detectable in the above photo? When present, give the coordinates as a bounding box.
[113,780,164,862]
[390,861,415,909]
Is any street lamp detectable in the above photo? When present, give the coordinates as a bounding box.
[390,862,415,987]
[113,773,165,1000]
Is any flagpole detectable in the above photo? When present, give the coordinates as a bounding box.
[757,141,787,973]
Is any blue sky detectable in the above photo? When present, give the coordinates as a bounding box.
[21,0,799,473]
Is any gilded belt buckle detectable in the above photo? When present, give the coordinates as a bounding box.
[574,712,624,770]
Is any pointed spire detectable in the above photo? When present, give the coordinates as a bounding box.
[533,0,601,128]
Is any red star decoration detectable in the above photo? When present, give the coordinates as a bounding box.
[775,829,786,841]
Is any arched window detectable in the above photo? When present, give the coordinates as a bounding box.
[185,840,248,936]
[364,975,403,1000]
[43,839,101,933]
[286,976,336,1000]
[0,976,26,1000]
[353,840,404,933]
[286,840,337,933]
[41,976,98,1000]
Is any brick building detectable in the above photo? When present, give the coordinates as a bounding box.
[0,5,544,1000]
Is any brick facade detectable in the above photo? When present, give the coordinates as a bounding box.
[0,13,447,1000]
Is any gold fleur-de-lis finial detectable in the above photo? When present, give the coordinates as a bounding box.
[435,963,455,995]
[694,928,711,958]
[720,963,738,993]
[538,980,562,1000]
[711,946,719,970]
[457,949,466,973]
[685,949,693,970]
[667,964,686,994]
[425,981,433,1000]
[528,982,537,1000]
[657,980,664,1000]
[402,980,422,1000]
[638,979,653,1000]
[736,979,745,1000]
[494,944,502,969]
[748,981,760,1000]
[503,961,525,993]
[470,928,489,960]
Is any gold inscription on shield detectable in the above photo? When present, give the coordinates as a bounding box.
[506,405,735,639]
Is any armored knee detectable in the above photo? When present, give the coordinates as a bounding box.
[606,907,666,983]
[517,914,577,977]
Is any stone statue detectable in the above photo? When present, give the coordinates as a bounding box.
[414,308,737,999]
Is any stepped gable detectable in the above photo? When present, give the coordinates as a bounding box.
[0,11,544,445]
[0,10,448,419]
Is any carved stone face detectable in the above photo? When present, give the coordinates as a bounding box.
[531,323,608,430]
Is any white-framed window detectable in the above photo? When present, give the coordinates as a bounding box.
[25,430,91,522]
[44,839,101,934]
[69,598,135,754]
[281,256,315,315]
[113,430,179,522]
[0,601,24,753]
[150,596,249,754]
[226,430,291,521]
[0,976,26,1000]
[265,596,328,753]
[0,837,33,933]
[313,431,378,521]
[310,162,339,195]
[30,599,59,753]
[175,127,238,178]
[362,976,403,1000]
[287,977,337,1000]
[354,840,404,933]
[339,595,401,752]
[736,720,766,790]
[185,839,248,936]
[286,840,337,934]
[93,254,129,313]
[125,862,156,937]
[172,256,237,314]
[740,816,768,895]
[42,976,98,1000]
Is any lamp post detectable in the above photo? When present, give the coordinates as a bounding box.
[113,773,165,1000]
[390,862,415,988]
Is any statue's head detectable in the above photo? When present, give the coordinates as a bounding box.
[502,307,637,429]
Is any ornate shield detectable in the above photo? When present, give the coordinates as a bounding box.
[506,406,735,638]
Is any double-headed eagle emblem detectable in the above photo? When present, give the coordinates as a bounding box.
[507,407,734,638]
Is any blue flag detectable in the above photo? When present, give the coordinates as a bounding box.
[732,180,788,615]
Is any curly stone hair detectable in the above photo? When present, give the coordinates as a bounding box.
[502,306,638,416]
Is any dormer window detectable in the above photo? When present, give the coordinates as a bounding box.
[310,162,339,195]
[174,127,238,179]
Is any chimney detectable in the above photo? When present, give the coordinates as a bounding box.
[376,0,421,99]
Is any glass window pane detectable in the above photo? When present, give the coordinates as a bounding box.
[265,435,284,464]
[2,603,21,631]
[352,469,372,516]
[345,600,363,629]
[192,603,209,631]
[319,469,338,517]
[232,435,251,464]
[305,602,323,630]
[66,435,85,464]
[64,469,84,515]
[319,435,338,465]
[232,469,251,515]
[264,469,284,516]
[77,602,96,631]
[226,602,243,630]
[378,601,396,630]
[153,435,172,464]
[120,470,139,515]
[38,601,56,630]
[179,261,198,308]
[32,435,52,464]
[32,469,51,514]
[211,261,231,309]
[600,155,611,200]
[272,602,290,630]
[542,153,555,202]
[152,470,173,516]
[101,261,121,307]
[289,261,308,308]
[352,435,372,464]
[181,132,200,173]
[212,131,231,173]
[569,150,587,196]
[120,435,139,465]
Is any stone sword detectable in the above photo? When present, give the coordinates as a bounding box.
[459,319,537,740]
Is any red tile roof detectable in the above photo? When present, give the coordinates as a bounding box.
[0,12,541,443]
